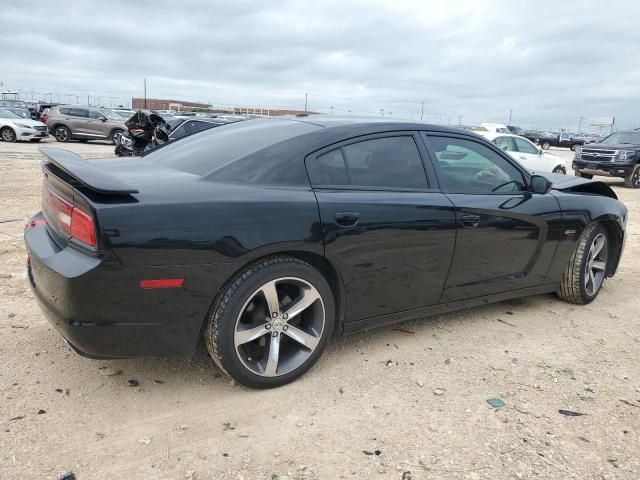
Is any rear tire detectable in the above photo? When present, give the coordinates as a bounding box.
[541,141,551,150]
[54,126,71,143]
[0,127,16,142]
[558,223,609,305]
[624,164,640,188]
[205,256,335,388]
[575,171,593,179]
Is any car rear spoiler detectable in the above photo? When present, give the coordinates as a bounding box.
[39,148,139,194]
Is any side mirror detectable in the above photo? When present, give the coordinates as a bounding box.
[537,148,543,155]
[530,174,552,194]
[100,116,107,122]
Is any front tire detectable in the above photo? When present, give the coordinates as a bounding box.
[110,129,124,145]
[624,164,640,189]
[558,223,609,304]
[54,126,71,142]
[205,256,335,388]
[552,166,566,174]
[0,127,16,142]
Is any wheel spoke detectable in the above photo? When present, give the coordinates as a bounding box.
[591,260,606,271]
[283,288,320,319]
[264,334,280,376]
[284,325,320,350]
[235,325,268,345]
[260,280,281,317]
[592,236,606,257]
[586,269,596,293]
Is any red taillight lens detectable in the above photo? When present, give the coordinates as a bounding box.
[70,208,97,246]
[43,184,97,248]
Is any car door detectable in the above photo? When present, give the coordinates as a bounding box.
[86,109,108,138]
[306,133,457,322]
[422,133,562,302]
[65,108,89,136]
[513,136,546,172]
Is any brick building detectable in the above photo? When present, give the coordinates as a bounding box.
[131,98,210,111]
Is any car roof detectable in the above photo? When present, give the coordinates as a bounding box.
[471,131,521,141]
[274,115,475,135]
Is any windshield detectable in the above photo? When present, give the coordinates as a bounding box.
[0,109,22,119]
[9,109,30,118]
[600,131,640,145]
[146,119,319,175]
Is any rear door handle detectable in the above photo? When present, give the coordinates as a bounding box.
[334,212,360,227]
[461,214,480,228]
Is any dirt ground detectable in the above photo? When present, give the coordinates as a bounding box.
[0,138,639,480]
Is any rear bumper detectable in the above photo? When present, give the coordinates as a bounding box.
[573,160,635,177]
[24,213,216,358]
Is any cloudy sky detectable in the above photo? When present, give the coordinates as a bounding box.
[2,0,640,131]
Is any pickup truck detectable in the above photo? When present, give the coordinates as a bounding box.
[526,131,585,151]
[573,129,640,188]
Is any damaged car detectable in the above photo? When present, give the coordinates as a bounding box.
[25,118,627,388]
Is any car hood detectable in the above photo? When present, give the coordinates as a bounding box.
[543,172,617,199]
[1,118,46,127]
[582,143,640,150]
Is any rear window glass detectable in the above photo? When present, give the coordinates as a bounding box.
[146,119,319,176]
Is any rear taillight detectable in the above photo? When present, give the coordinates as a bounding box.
[43,183,97,247]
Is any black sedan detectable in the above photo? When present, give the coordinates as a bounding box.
[163,117,232,141]
[25,118,627,388]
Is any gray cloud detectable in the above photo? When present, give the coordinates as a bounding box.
[1,0,639,130]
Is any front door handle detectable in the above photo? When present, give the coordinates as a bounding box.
[461,214,480,228]
[334,212,360,227]
[519,156,527,161]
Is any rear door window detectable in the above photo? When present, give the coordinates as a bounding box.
[514,137,539,154]
[308,136,428,189]
[494,136,516,152]
[67,108,88,118]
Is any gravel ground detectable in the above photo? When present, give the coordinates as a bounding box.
[0,139,639,480]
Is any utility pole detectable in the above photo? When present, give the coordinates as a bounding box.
[578,116,583,133]
[420,101,424,121]
[380,109,384,119]
[508,109,513,124]
[87,95,90,105]
[304,92,308,112]
[330,106,334,114]
[144,78,147,109]
[458,115,462,126]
